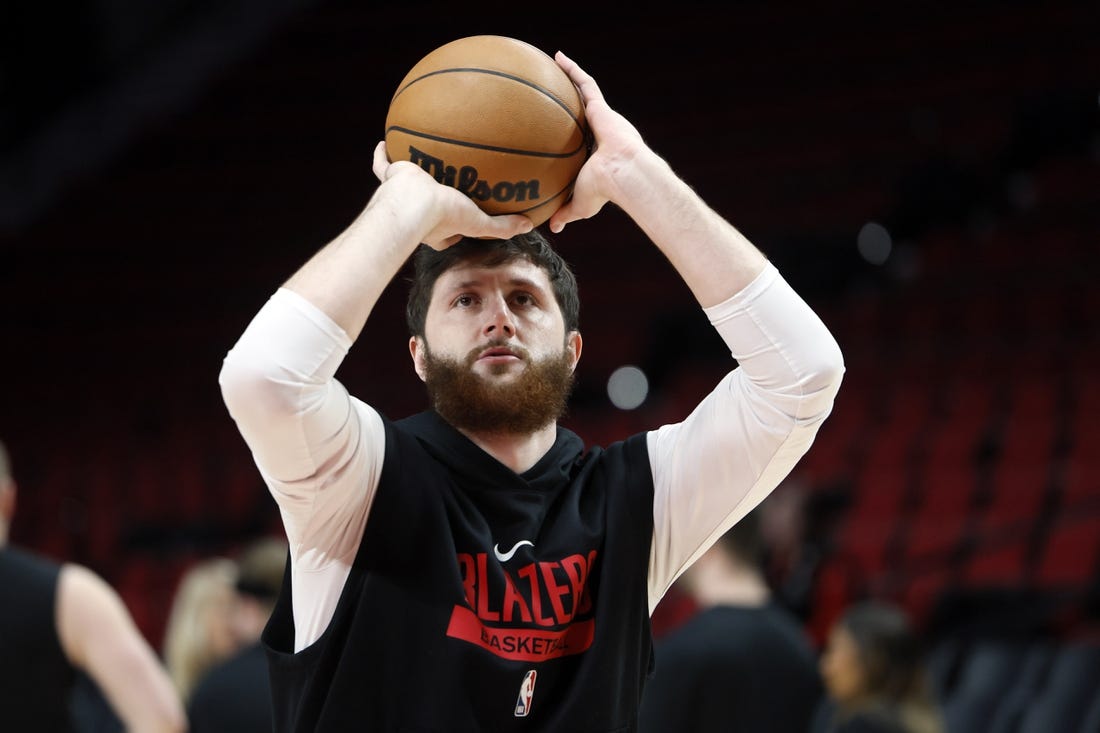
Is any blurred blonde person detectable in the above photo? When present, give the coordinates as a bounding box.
[162,556,239,704]
[0,439,186,732]
[188,536,288,732]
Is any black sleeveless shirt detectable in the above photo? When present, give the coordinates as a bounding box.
[264,410,656,732]
[0,546,77,731]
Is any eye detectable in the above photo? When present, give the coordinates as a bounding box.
[453,294,477,308]
[511,292,536,307]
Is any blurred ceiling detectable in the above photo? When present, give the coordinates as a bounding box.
[1,0,315,232]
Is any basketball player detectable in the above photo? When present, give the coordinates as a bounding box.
[0,439,186,732]
[219,51,844,731]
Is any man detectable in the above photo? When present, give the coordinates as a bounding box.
[0,440,186,732]
[187,535,287,732]
[638,508,825,732]
[219,50,843,731]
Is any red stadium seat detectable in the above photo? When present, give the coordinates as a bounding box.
[1034,514,1100,589]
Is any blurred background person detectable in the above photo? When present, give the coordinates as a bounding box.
[161,554,239,706]
[0,439,186,732]
[187,534,287,732]
[639,507,824,732]
[814,601,945,733]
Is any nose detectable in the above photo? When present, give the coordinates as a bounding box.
[483,294,515,338]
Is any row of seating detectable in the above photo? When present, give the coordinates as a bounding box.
[932,636,1100,733]
[791,117,1099,646]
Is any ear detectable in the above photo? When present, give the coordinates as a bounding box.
[409,336,428,382]
[567,330,583,373]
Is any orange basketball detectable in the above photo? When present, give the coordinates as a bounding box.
[384,35,590,228]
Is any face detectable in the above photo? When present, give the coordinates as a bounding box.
[820,625,868,705]
[203,583,239,659]
[410,259,582,433]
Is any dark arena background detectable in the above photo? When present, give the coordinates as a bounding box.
[2,1,1098,728]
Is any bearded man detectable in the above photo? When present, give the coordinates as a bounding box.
[219,50,844,733]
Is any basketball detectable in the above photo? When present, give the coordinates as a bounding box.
[384,35,590,228]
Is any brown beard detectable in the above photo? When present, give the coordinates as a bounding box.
[422,339,575,435]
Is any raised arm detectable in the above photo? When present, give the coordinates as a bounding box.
[57,564,187,733]
[548,52,844,608]
[218,146,534,649]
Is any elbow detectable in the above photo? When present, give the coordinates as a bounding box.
[219,351,335,440]
[218,355,297,428]
[795,338,845,421]
[805,336,846,400]
[218,356,262,421]
[822,343,846,399]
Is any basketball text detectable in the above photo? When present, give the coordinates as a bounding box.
[444,549,598,662]
[408,146,541,203]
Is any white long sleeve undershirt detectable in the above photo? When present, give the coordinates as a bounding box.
[219,262,844,651]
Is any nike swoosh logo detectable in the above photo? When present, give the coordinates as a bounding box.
[493,540,534,562]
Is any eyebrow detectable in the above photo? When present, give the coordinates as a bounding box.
[448,276,547,293]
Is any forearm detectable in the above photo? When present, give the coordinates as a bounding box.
[613,148,769,308]
[98,639,187,733]
[284,188,432,340]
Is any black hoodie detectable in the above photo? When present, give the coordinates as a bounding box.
[263,410,656,732]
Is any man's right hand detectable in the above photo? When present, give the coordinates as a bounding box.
[371,141,533,249]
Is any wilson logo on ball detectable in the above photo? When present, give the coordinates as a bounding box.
[408,145,542,203]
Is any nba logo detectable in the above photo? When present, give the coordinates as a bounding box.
[514,670,537,717]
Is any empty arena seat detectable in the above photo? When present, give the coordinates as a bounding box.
[1016,642,1100,732]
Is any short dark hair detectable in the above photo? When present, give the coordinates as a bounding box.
[715,508,766,570]
[405,231,580,338]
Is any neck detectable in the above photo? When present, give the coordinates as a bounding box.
[695,575,770,609]
[460,421,558,473]
[688,556,771,609]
